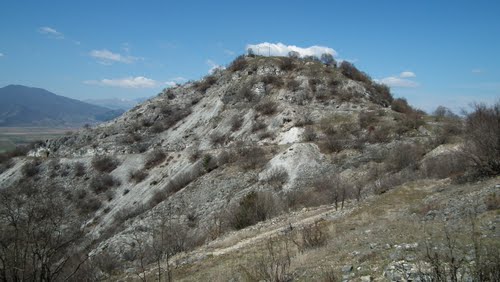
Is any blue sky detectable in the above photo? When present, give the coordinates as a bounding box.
[0,0,499,112]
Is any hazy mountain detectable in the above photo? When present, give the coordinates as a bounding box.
[0,85,123,126]
[84,97,149,111]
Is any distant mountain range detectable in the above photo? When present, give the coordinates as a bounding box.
[0,85,124,127]
[84,97,148,111]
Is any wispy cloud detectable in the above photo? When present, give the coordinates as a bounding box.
[224,49,235,56]
[38,26,64,39]
[206,59,224,73]
[471,69,484,74]
[400,71,416,78]
[84,76,160,88]
[246,42,337,58]
[376,71,419,88]
[90,49,137,64]
[0,53,4,57]
[165,77,187,87]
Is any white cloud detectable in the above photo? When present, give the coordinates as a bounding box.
[400,71,416,78]
[84,76,159,88]
[376,71,419,88]
[246,42,337,58]
[206,59,224,73]
[471,69,483,74]
[378,77,419,88]
[224,49,235,56]
[38,26,64,39]
[0,53,3,57]
[90,49,137,64]
[164,77,187,87]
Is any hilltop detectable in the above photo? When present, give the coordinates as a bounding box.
[0,55,498,281]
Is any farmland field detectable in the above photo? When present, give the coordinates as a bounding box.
[0,127,75,153]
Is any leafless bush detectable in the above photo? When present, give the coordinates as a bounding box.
[257,130,275,140]
[90,173,121,194]
[339,61,371,83]
[423,153,468,179]
[262,166,289,189]
[0,158,14,175]
[485,192,500,210]
[463,102,500,176]
[242,236,292,282]
[314,173,351,210]
[238,146,267,171]
[230,115,244,131]
[77,194,102,214]
[385,143,424,172]
[262,74,284,89]
[252,120,267,132]
[74,161,86,177]
[280,57,295,71]
[286,78,301,92]
[237,83,257,102]
[229,191,281,230]
[92,155,119,173]
[129,169,149,183]
[359,111,378,129]
[227,55,247,72]
[320,135,344,153]
[302,126,317,141]
[21,159,41,177]
[158,104,192,130]
[209,131,227,147]
[391,98,414,114]
[296,221,327,251]
[255,99,278,115]
[144,149,166,169]
[193,75,217,92]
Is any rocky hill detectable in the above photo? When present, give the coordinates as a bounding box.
[0,55,498,281]
[0,85,123,126]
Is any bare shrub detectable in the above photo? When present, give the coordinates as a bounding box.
[92,155,119,173]
[359,111,378,129]
[339,61,371,83]
[237,83,257,102]
[228,55,247,72]
[262,166,289,189]
[230,115,244,132]
[314,173,351,210]
[238,146,267,171]
[320,135,344,153]
[255,99,278,115]
[302,126,317,141]
[296,221,327,251]
[0,158,14,175]
[77,194,102,214]
[257,130,275,140]
[229,191,281,230]
[423,153,468,179]
[242,236,292,282]
[251,120,267,132]
[90,173,121,194]
[21,159,41,177]
[286,78,301,92]
[129,169,149,183]
[483,192,500,211]
[144,150,166,169]
[262,75,284,89]
[385,143,424,172]
[202,153,218,172]
[74,161,86,177]
[193,75,217,92]
[463,102,500,176]
[391,98,413,114]
[209,131,227,147]
[280,57,295,71]
[158,104,192,130]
